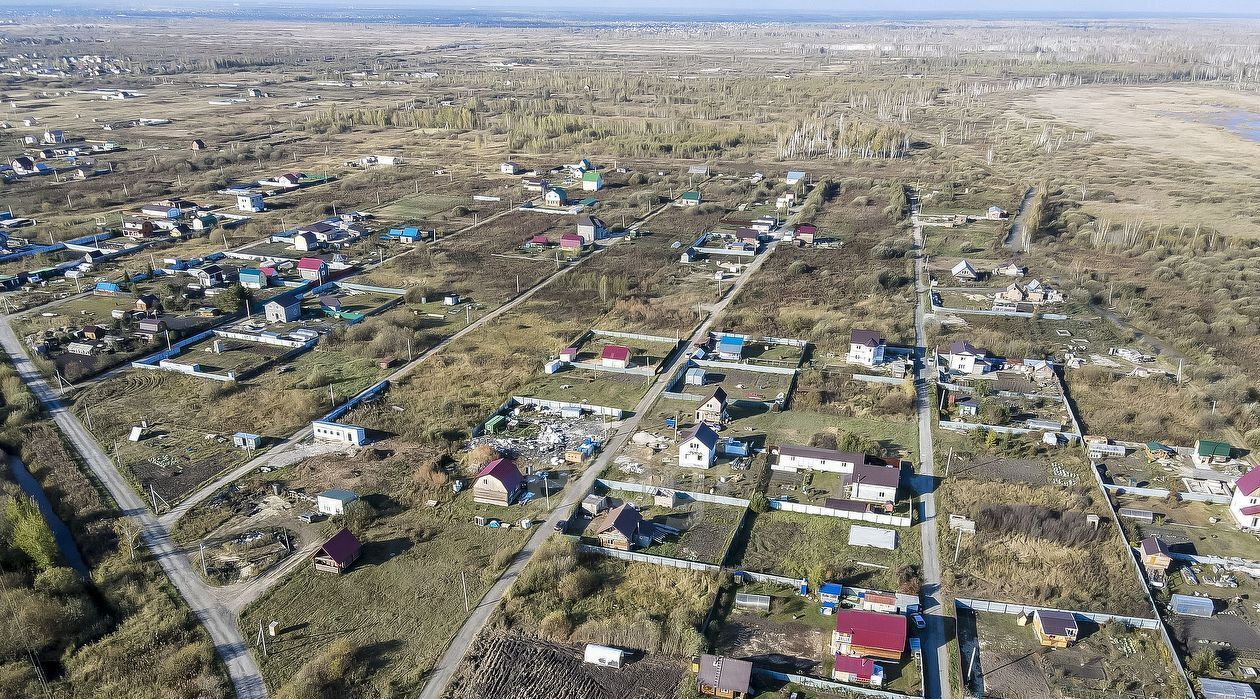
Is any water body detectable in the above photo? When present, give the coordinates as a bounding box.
[1169,109,1260,144]
[6,453,89,578]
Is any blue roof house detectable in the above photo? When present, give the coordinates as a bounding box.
[819,582,843,612]
[239,268,268,290]
[717,335,745,361]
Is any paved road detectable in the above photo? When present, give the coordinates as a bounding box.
[0,319,268,699]
[912,220,952,699]
[417,243,775,699]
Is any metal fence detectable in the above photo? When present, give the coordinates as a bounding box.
[754,667,917,699]
[770,500,912,527]
[511,396,624,418]
[596,479,750,507]
[851,374,905,386]
[692,358,798,376]
[592,328,682,345]
[577,544,720,573]
[954,598,1160,630]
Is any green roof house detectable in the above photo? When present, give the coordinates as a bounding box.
[581,169,603,191]
[680,191,702,207]
[1193,439,1232,466]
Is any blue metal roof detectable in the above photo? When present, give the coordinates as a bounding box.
[820,582,843,596]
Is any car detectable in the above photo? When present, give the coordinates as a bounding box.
[911,612,927,630]
[297,511,325,524]
[906,603,922,614]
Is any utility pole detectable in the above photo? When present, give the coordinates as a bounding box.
[945,448,954,477]
[460,570,469,613]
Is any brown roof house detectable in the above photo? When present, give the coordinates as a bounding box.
[1032,609,1078,648]
[1140,536,1173,588]
[695,386,728,427]
[694,654,752,699]
[472,457,524,506]
[592,503,643,551]
[312,528,362,574]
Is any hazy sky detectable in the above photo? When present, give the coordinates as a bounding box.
[23,0,1260,12]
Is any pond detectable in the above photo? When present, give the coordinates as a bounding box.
[1168,108,1260,143]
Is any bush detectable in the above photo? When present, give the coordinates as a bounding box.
[538,609,573,640]
[748,492,770,514]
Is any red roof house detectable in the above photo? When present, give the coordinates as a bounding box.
[528,234,551,247]
[312,528,362,574]
[1231,466,1260,529]
[832,609,907,661]
[472,457,524,506]
[560,233,583,250]
[832,655,882,686]
[600,344,633,369]
[296,257,327,281]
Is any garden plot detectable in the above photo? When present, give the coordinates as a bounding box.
[445,632,686,699]
[1114,495,1260,561]
[673,365,795,406]
[588,491,745,566]
[466,408,611,475]
[966,609,1186,699]
[713,583,834,674]
[940,391,1071,433]
[946,453,1085,488]
[515,369,656,414]
[563,330,682,375]
[1163,572,1260,683]
[728,510,921,593]
[161,334,289,377]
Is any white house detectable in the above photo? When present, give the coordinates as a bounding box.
[236,192,265,212]
[500,161,523,175]
[293,231,319,252]
[951,260,979,281]
[947,340,993,375]
[773,444,862,474]
[847,329,887,367]
[264,297,301,323]
[994,262,1025,277]
[312,420,366,446]
[986,206,1007,220]
[316,489,359,516]
[1230,467,1260,530]
[846,459,901,503]
[695,386,728,427]
[785,170,807,185]
[679,423,718,469]
[544,188,568,207]
[42,129,65,144]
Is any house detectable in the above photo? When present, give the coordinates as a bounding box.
[679,423,719,469]
[600,344,632,369]
[847,329,887,367]
[947,340,994,375]
[136,318,167,339]
[316,489,359,516]
[832,609,906,661]
[296,257,327,282]
[986,205,1007,220]
[956,397,980,417]
[544,188,569,207]
[593,503,642,550]
[581,170,603,191]
[951,260,979,281]
[997,282,1027,305]
[774,445,862,474]
[785,170,807,185]
[135,294,162,314]
[43,129,65,144]
[1193,439,1233,467]
[192,264,225,287]
[81,325,105,341]
[1171,594,1215,618]
[191,214,218,232]
[500,161,523,175]
[1229,466,1260,530]
[694,654,752,699]
[680,191,702,207]
[775,192,796,210]
[994,261,1025,277]
[522,176,547,193]
[232,432,262,450]
[66,341,100,356]
[277,172,303,187]
[1032,610,1078,648]
[1144,441,1177,461]
[581,494,609,516]
[236,192,265,212]
[525,234,551,249]
[560,347,579,362]
[559,233,583,251]
[11,157,37,175]
[472,458,524,506]
[264,296,301,323]
[859,591,898,614]
[239,268,268,290]
[695,386,728,427]
[845,458,901,503]
[1140,536,1173,587]
[833,655,883,687]
[292,231,319,252]
[576,214,607,243]
[123,217,156,238]
[312,528,361,574]
[794,223,818,245]
[716,335,744,361]
[1023,279,1065,304]
[191,138,206,150]
[685,367,706,386]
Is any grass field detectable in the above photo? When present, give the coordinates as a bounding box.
[514,368,655,413]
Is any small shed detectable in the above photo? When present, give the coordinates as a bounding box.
[1032,610,1078,648]
[685,367,706,386]
[560,347,579,362]
[583,644,625,669]
[1170,594,1215,618]
[581,493,609,516]
[232,432,262,450]
[819,582,843,611]
[317,489,360,516]
[312,528,361,574]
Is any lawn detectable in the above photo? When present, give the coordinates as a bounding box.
[515,368,656,413]
[373,192,465,221]
[728,510,922,593]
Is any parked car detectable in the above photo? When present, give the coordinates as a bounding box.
[911,613,927,630]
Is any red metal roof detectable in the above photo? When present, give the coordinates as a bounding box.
[600,345,631,362]
[296,257,326,270]
[476,457,523,493]
[1240,504,1260,516]
[316,528,361,566]
[1236,467,1260,497]
[833,654,876,681]
[834,609,907,656]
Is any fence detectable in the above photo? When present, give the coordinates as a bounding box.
[335,280,407,296]
[596,479,750,507]
[938,420,1074,445]
[320,379,390,423]
[754,668,917,699]
[511,396,624,419]
[735,569,803,586]
[770,500,912,527]
[130,328,217,367]
[212,329,312,349]
[566,360,655,377]
[852,374,905,386]
[592,328,682,346]
[954,598,1159,630]
[693,358,798,376]
[1168,551,1260,573]
[577,544,719,573]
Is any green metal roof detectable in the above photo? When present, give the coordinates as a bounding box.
[582,170,601,181]
[682,191,701,201]
[1196,440,1231,458]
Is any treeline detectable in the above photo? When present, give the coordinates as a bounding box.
[309,105,480,130]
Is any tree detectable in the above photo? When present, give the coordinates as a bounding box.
[7,498,59,571]
[748,492,770,514]
[340,500,376,537]
[215,284,251,313]
[1188,647,1221,675]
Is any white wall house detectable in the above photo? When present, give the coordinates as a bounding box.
[846,461,901,503]
[947,340,992,375]
[317,489,359,516]
[312,421,366,446]
[847,330,887,367]
[1230,468,1260,530]
[774,444,862,474]
[679,424,718,469]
